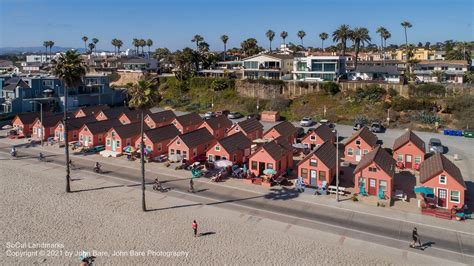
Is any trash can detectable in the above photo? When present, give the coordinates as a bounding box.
[464,130,474,138]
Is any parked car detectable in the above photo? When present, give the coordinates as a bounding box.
[353,123,365,131]
[300,117,314,127]
[319,119,334,128]
[246,113,260,120]
[204,112,215,119]
[227,112,243,119]
[370,122,384,133]
[429,138,444,153]
[295,127,305,139]
[216,109,230,117]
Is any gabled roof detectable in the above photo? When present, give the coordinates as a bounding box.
[298,141,337,169]
[146,110,176,124]
[234,118,263,133]
[74,105,109,117]
[307,124,335,142]
[257,137,292,161]
[14,112,42,125]
[266,121,297,138]
[217,132,252,155]
[344,126,377,147]
[3,78,30,91]
[82,119,122,134]
[177,128,214,148]
[121,109,152,122]
[144,124,180,143]
[354,146,396,178]
[110,122,150,139]
[38,113,64,127]
[393,130,425,152]
[202,115,233,130]
[174,113,202,127]
[65,115,97,130]
[420,153,465,188]
[97,106,131,119]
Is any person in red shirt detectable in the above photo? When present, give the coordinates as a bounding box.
[192,220,198,237]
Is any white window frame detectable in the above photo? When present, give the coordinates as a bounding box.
[415,156,421,163]
[439,175,447,185]
[348,148,353,156]
[215,145,220,151]
[310,135,316,141]
[363,149,368,155]
[450,190,460,203]
[397,154,403,161]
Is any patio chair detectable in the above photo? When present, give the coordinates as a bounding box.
[359,184,368,196]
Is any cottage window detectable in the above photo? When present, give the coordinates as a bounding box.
[397,154,403,161]
[222,156,227,160]
[379,180,387,192]
[415,156,421,164]
[363,149,368,155]
[235,127,240,132]
[318,171,326,181]
[310,159,317,166]
[193,150,197,156]
[251,161,257,170]
[116,141,121,147]
[208,155,214,161]
[157,143,162,151]
[215,145,220,151]
[369,167,377,172]
[233,155,237,162]
[98,135,102,142]
[310,135,316,141]
[450,190,460,203]
[84,128,88,132]
[106,139,111,146]
[348,148,353,156]
[183,151,187,158]
[177,140,181,145]
[88,136,91,142]
[267,163,273,169]
[112,132,116,137]
[355,140,361,145]
[80,135,83,141]
[278,160,281,169]
[33,128,37,134]
[439,175,446,184]
[170,149,175,155]
[301,168,308,179]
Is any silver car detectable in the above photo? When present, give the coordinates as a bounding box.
[429,138,444,153]
[300,117,314,127]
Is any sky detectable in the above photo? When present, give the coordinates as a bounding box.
[0,0,473,51]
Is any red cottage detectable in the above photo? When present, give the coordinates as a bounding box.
[134,124,180,158]
[419,153,466,210]
[31,114,64,141]
[206,132,253,164]
[95,107,131,121]
[168,128,216,163]
[144,110,176,129]
[227,118,263,141]
[343,126,378,163]
[103,122,150,157]
[171,113,203,134]
[199,115,233,140]
[78,119,122,147]
[297,141,337,187]
[117,109,152,125]
[392,130,425,170]
[300,124,336,150]
[53,115,97,142]
[74,105,109,118]
[263,121,297,144]
[353,146,396,199]
[248,137,293,176]
[12,112,45,137]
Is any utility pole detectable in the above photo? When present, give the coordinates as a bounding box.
[336,130,339,202]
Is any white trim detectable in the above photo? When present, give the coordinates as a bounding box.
[439,175,447,185]
[450,190,460,204]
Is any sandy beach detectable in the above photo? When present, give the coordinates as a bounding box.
[0,156,458,265]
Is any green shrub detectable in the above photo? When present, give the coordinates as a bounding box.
[321,81,340,95]
[388,87,397,97]
[268,97,291,112]
[391,97,436,112]
[107,72,120,82]
[409,84,446,98]
[410,111,443,125]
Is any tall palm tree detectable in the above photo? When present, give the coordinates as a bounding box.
[191,35,204,50]
[220,35,229,61]
[297,30,306,46]
[332,24,351,56]
[266,30,275,52]
[139,39,146,55]
[82,36,88,53]
[88,43,95,54]
[146,39,153,55]
[382,31,391,49]
[127,77,161,212]
[116,40,123,55]
[43,41,49,56]
[132,38,139,54]
[350,27,371,69]
[376,27,387,53]
[48,41,55,59]
[401,21,412,57]
[280,31,288,46]
[111,39,118,54]
[51,50,87,193]
[319,32,328,51]
[92,38,99,53]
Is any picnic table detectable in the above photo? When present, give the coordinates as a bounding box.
[328,185,347,195]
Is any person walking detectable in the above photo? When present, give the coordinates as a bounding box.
[192,220,198,237]
[410,227,421,248]
[189,178,195,193]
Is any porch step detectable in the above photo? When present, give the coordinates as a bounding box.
[421,208,452,220]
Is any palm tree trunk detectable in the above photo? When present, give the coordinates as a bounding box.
[64,86,71,193]
[140,110,146,212]
[269,40,272,52]
[84,42,87,54]
[322,40,324,51]
[223,43,227,61]
[354,43,360,70]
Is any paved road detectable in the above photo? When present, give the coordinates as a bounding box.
[1,144,472,264]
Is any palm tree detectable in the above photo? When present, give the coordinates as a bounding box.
[382,31,391,51]
[48,41,55,60]
[127,77,161,212]
[43,41,49,56]
[132,38,139,54]
[297,30,306,46]
[92,38,99,53]
[220,35,229,61]
[376,27,387,53]
[280,31,288,47]
[350,27,371,69]
[88,43,95,54]
[146,39,153,55]
[111,39,118,54]
[319,32,328,51]
[265,30,275,52]
[401,21,412,57]
[332,24,351,56]
[51,50,87,193]
[82,36,88,53]
[116,40,123,55]
[139,39,146,55]
[191,35,204,50]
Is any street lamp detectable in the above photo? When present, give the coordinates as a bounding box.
[30,100,43,146]
[335,128,340,202]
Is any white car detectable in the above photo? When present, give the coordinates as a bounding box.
[300,117,314,127]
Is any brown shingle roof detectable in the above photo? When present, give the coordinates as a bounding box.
[14,112,43,125]
[111,122,150,139]
[98,107,131,119]
[419,153,465,188]
[235,118,263,134]
[122,109,152,122]
[298,141,337,169]
[74,105,109,117]
[82,119,122,134]
[260,138,292,161]
[144,124,180,143]
[218,132,253,155]
[269,121,297,138]
[178,128,214,148]
[202,115,233,130]
[312,124,335,142]
[344,126,378,147]
[393,130,425,152]
[174,113,202,127]
[67,115,98,130]
[146,110,176,124]
[354,146,396,178]
[40,113,65,127]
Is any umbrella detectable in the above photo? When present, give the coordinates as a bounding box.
[414,186,434,196]
[263,169,277,175]
[214,160,233,168]
[168,154,183,162]
[2,125,13,129]
[123,146,136,153]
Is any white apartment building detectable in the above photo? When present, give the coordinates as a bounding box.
[293,56,346,82]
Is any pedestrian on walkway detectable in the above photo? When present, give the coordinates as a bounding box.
[189,178,195,193]
[192,220,198,237]
[410,227,421,248]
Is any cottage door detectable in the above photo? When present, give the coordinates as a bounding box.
[355,149,361,162]
[310,170,317,186]
[112,140,117,151]
[405,155,413,169]
[437,189,447,208]
[368,178,377,195]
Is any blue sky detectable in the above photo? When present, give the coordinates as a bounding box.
[1,0,472,51]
